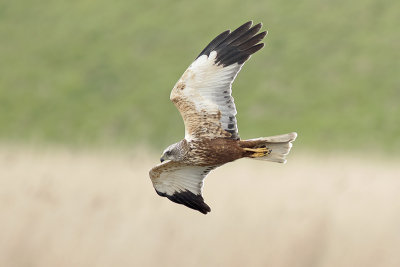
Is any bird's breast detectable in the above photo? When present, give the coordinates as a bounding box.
[186,138,243,166]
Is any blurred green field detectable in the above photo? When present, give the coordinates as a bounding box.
[0,0,399,152]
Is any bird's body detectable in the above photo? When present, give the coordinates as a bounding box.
[178,138,243,166]
[149,21,297,214]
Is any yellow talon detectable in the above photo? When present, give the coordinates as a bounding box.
[244,147,272,157]
[243,147,271,153]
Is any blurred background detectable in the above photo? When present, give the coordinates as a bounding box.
[1,0,399,266]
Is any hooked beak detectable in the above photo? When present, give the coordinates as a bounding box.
[160,156,165,163]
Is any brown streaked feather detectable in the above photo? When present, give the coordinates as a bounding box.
[183,138,244,166]
[171,93,232,140]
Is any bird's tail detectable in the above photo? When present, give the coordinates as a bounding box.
[240,132,297,163]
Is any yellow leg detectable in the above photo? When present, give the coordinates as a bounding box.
[243,147,272,157]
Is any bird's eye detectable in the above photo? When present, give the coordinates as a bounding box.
[166,151,171,155]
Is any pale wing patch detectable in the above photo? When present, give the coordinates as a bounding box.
[149,160,216,214]
[171,51,242,141]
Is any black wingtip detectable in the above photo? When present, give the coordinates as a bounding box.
[156,189,211,214]
[196,21,266,66]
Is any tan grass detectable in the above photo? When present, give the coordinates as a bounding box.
[0,147,399,267]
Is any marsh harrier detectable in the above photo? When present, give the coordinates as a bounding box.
[149,21,297,214]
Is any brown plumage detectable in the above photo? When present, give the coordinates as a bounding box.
[149,21,297,214]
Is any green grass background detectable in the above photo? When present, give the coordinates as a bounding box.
[0,0,399,152]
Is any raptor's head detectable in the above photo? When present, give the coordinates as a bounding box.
[160,142,181,163]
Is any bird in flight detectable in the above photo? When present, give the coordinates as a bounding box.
[149,21,297,214]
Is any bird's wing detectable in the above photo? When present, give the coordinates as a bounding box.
[170,21,267,141]
[149,160,217,214]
